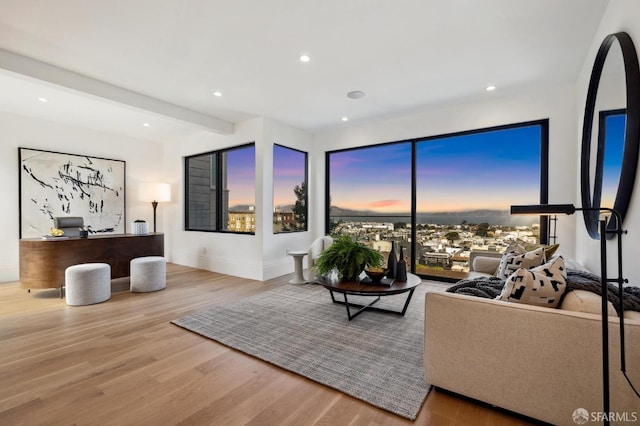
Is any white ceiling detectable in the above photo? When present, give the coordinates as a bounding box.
[0,0,609,142]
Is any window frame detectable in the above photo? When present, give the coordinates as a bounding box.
[325,119,549,281]
[273,144,309,234]
[184,142,256,234]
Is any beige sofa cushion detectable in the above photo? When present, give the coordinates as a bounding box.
[624,309,640,323]
[472,255,501,275]
[560,289,617,316]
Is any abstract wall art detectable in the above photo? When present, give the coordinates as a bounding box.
[19,148,126,238]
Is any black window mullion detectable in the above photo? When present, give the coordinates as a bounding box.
[411,141,417,274]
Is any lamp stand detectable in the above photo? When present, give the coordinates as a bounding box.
[597,210,629,425]
[549,215,558,244]
[599,217,610,424]
[151,200,158,233]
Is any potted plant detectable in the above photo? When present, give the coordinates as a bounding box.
[312,234,384,281]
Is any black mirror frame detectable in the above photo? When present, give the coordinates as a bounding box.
[581,32,640,239]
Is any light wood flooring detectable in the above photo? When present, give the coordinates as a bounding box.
[0,263,535,425]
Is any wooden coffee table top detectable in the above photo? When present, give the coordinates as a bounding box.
[318,272,421,296]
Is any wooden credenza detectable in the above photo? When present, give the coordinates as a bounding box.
[19,233,164,290]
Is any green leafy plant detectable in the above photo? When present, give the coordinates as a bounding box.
[313,234,384,281]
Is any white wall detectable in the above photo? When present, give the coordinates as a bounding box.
[162,118,264,280]
[0,110,163,283]
[261,118,314,279]
[311,84,579,258]
[576,0,640,284]
[161,116,314,281]
[0,110,315,284]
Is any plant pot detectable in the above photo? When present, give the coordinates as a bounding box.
[131,221,149,235]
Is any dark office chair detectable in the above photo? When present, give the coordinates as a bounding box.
[53,217,84,238]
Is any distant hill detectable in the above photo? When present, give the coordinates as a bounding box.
[229,205,537,226]
[330,206,510,217]
[330,206,535,226]
[330,206,381,216]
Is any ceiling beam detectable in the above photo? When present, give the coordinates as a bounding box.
[0,48,234,135]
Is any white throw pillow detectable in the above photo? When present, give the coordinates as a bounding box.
[496,256,567,308]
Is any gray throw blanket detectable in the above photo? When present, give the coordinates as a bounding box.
[447,268,640,315]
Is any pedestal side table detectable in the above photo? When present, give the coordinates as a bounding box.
[288,250,308,284]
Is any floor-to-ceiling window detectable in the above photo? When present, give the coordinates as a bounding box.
[326,120,548,281]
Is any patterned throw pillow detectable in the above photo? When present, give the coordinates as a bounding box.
[496,241,525,275]
[496,242,545,279]
[496,256,567,308]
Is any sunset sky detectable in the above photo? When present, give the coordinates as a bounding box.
[273,145,306,207]
[221,116,624,213]
[226,145,255,207]
[601,112,625,207]
[329,124,542,213]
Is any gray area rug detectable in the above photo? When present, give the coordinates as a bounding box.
[171,283,431,420]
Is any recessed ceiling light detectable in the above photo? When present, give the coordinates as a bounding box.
[486,85,497,92]
[341,117,349,122]
[37,97,48,103]
[143,122,150,127]
[213,91,222,97]
[299,54,310,63]
[347,90,365,99]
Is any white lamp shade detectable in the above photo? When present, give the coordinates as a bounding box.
[139,182,171,202]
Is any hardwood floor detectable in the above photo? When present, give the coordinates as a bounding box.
[0,264,535,425]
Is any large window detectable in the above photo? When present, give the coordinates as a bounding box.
[326,120,548,281]
[327,142,412,264]
[273,145,308,233]
[185,143,255,233]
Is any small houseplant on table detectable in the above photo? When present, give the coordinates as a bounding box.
[312,234,384,281]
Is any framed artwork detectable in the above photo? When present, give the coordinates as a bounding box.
[19,147,126,238]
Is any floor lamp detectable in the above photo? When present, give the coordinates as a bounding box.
[139,182,171,233]
[511,204,629,426]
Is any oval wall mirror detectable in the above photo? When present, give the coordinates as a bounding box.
[580,32,640,239]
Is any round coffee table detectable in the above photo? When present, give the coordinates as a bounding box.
[317,273,421,321]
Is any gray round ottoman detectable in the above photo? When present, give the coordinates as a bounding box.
[65,263,111,306]
[130,256,166,292]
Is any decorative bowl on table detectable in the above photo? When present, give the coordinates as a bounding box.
[364,267,388,283]
[50,228,64,237]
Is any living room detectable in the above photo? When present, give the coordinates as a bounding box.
[2,1,640,424]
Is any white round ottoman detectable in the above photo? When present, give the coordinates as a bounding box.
[130,256,166,293]
[65,263,111,306]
